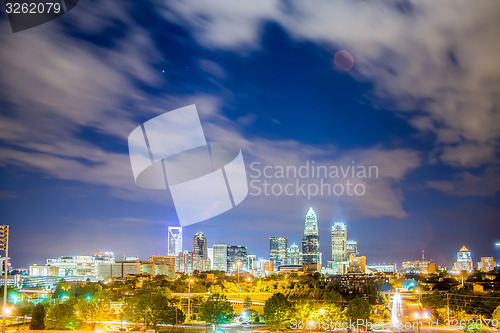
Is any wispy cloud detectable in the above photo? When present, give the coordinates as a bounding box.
[0,0,423,221]
[162,0,500,195]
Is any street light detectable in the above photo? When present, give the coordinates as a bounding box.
[236,261,241,292]
[2,307,11,332]
[187,279,193,324]
[414,312,421,333]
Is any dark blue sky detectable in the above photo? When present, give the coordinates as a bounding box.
[1,0,500,269]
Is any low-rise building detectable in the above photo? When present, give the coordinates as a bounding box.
[477,257,496,273]
[29,264,60,276]
[366,263,397,273]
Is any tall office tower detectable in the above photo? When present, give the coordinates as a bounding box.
[207,247,214,270]
[168,227,182,256]
[287,243,301,265]
[331,222,347,263]
[176,251,194,274]
[346,240,358,259]
[212,244,228,271]
[227,245,248,272]
[302,207,321,265]
[269,236,288,268]
[247,254,257,271]
[453,246,473,272]
[192,232,208,271]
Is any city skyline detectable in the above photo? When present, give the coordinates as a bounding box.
[10,229,497,275]
[4,206,500,270]
[1,1,500,270]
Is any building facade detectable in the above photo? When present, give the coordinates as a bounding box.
[247,254,257,271]
[29,265,59,276]
[287,243,301,265]
[227,245,247,272]
[366,263,397,273]
[346,240,358,259]
[148,255,176,266]
[212,244,228,271]
[45,252,114,277]
[453,246,473,272]
[478,257,496,272]
[402,260,436,273]
[168,227,182,256]
[302,208,321,266]
[96,261,141,280]
[331,222,347,263]
[192,232,209,272]
[176,251,194,274]
[270,236,288,268]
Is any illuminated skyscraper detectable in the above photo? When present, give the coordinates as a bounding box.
[346,240,358,259]
[304,207,318,236]
[453,246,473,272]
[227,245,247,271]
[212,244,227,272]
[207,247,213,270]
[247,254,257,271]
[168,226,182,256]
[331,222,347,263]
[287,243,301,265]
[176,251,194,274]
[270,237,288,268]
[302,208,320,265]
[192,232,209,271]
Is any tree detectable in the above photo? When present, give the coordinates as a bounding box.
[147,293,185,331]
[263,292,290,330]
[346,297,371,331]
[52,279,69,300]
[29,303,45,330]
[18,301,35,317]
[243,296,252,309]
[122,288,184,332]
[45,303,80,330]
[493,305,500,321]
[199,293,234,330]
[222,281,239,293]
[323,289,342,304]
[92,290,114,325]
[316,303,345,323]
[291,300,315,324]
[209,284,224,294]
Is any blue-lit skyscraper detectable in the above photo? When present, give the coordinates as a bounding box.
[168,226,182,256]
[302,208,320,265]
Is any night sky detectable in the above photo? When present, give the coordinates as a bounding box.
[1,1,500,270]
